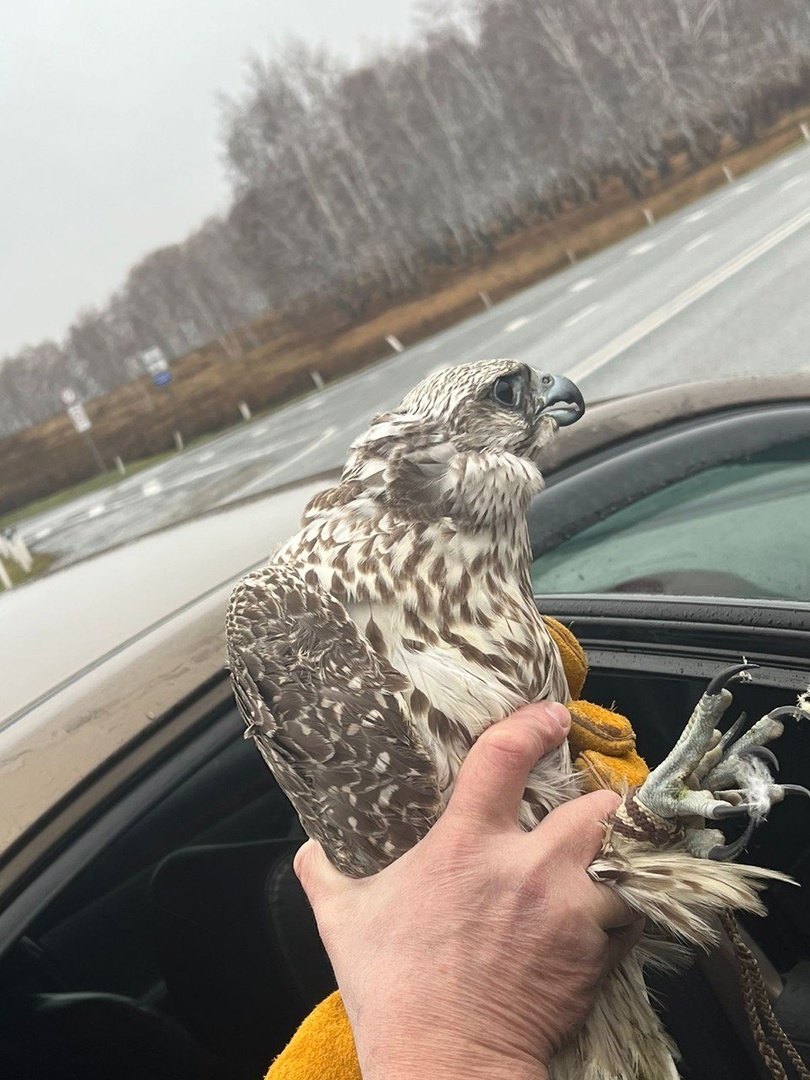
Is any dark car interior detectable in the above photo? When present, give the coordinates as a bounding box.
[1,623,809,1080]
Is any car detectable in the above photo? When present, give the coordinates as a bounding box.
[1,373,809,1080]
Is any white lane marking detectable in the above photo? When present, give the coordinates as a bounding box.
[228,426,338,500]
[779,176,804,193]
[684,231,713,252]
[35,527,52,540]
[153,432,317,493]
[250,425,269,438]
[142,479,163,497]
[505,316,529,332]
[304,397,324,410]
[629,241,655,255]
[686,210,708,222]
[776,157,796,170]
[198,450,215,462]
[87,504,106,519]
[564,302,601,328]
[651,224,684,243]
[567,205,810,383]
[570,277,595,292]
[731,180,757,195]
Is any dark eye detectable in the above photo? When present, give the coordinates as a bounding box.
[492,374,522,408]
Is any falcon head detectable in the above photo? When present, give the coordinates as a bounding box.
[398,358,585,461]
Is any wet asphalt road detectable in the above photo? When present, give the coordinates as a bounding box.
[15,141,810,571]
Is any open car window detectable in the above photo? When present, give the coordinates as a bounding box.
[531,440,810,601]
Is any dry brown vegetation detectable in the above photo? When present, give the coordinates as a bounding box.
[3,107,810,518]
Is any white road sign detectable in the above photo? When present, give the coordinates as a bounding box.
[59,386,77,406]
[139,346,169,375]
[67,403,92,433]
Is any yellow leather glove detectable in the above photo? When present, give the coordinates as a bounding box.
[265,991,361,1080]
[543,616,649,793]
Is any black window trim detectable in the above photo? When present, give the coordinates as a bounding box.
[540,592,810,690]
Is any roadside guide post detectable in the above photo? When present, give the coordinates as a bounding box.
[0,528,33,588]
[60,387,106,475]
[3,528,32,573]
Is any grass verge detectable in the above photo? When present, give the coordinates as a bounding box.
[1,551,55,588]
[0,449,177,530]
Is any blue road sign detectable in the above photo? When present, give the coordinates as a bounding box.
[153,371,173,387]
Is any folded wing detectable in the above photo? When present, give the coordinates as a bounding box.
[227,564,442,878]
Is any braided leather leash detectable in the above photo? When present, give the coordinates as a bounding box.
[718,911,810,1080]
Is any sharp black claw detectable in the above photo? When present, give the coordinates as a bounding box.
[781,784,810,800]
[712,802,753,820]
[737,745,780,773]
[718,710,750,750]
[766,706,805,723]
[706,663,758,697]
[708,818,756,862]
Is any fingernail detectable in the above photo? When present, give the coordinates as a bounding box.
[545,702,571,732]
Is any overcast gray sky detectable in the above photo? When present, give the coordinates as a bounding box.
[0,0,418,358]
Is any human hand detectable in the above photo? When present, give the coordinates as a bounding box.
[294,702,642,1080]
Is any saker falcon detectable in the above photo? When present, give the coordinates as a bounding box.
[227,358,805,1080]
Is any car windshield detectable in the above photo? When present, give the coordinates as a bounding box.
[2,0,810,822]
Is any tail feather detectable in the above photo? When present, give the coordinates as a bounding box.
[551,954,680,1080]
[591,836,790,950]
[552,840,791,1079]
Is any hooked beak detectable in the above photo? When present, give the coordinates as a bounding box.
[535,373,585,428]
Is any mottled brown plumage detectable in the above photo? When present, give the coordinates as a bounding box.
[228,359,789,1080]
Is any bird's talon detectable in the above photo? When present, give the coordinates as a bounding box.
[767,706,807,723]
[777,783,810,802]
[737,745,780,773]
[709,802,753,820]
[706,663,758,696]
[629,664,804,835]
[716,711,750,752]
[708,818,757,862]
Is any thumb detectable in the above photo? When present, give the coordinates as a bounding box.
[447,702,571,831]
[293,838,350,903]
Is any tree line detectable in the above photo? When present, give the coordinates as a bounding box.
[3,0,810,436]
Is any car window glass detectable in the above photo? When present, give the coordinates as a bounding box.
[531,441,810,602]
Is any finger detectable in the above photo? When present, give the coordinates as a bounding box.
[293,838,349,902]
[579,877,639,933]
[534,791,637,931]
[606,917,645,969]
[447,703,571,831]
[536,789,621,867]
